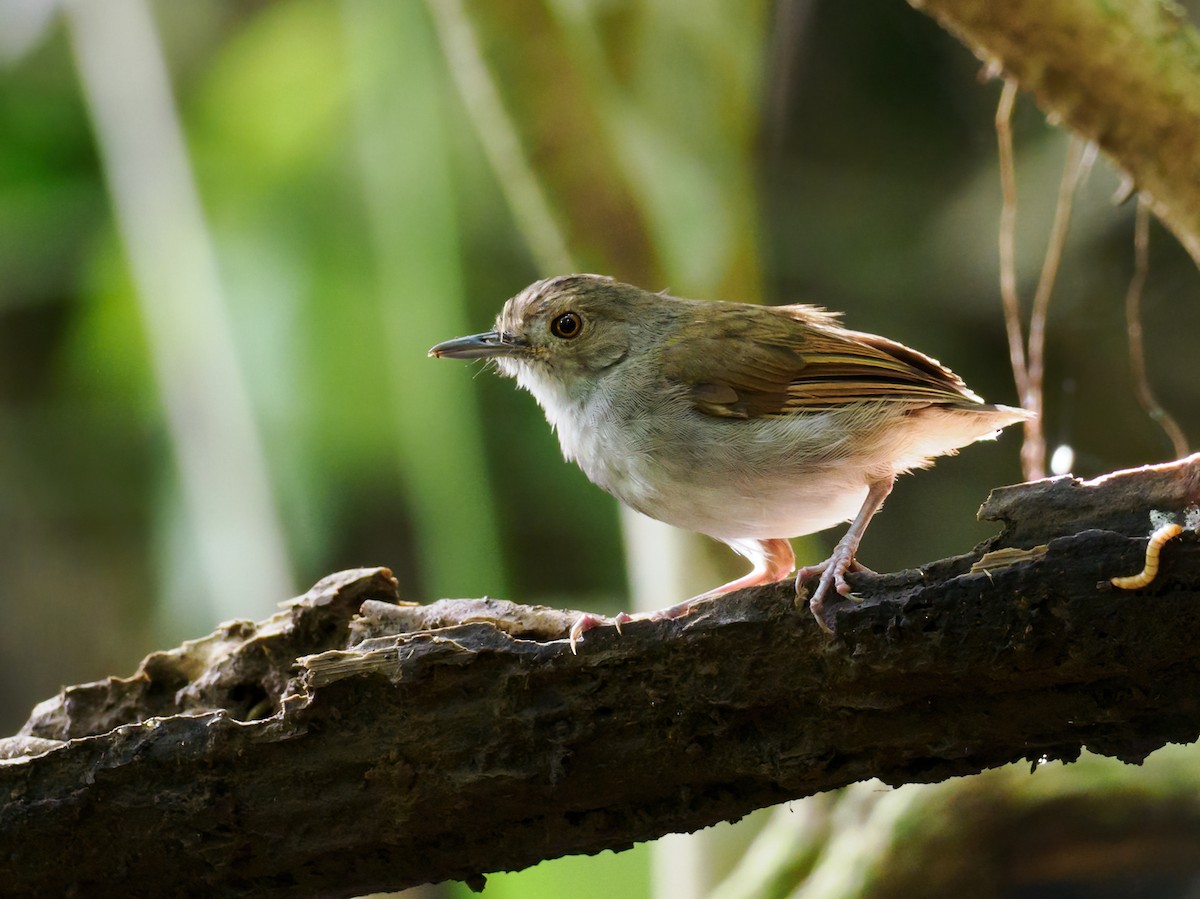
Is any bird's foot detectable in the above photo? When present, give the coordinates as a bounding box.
[567,598,711,654]
[568,611,632,654]
[796,549,871,636]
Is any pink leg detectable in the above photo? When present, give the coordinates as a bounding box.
[797,476,894,635]
[568,537,795,653]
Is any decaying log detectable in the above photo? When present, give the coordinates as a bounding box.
[2,455,1199,897]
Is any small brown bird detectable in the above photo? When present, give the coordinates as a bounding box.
[430,274,1029,648]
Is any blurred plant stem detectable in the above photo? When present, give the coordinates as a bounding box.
[340,0,507,598]
[423,0,573,275]
[64,0,293,626]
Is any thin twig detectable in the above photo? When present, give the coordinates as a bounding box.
[1022,137,1092,480]
[995,80,1034,480]
[1125,197,1190,459]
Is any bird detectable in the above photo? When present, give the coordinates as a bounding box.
[429,274,1029,649]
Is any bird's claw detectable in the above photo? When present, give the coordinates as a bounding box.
[568,613,603,654]
[797,549,868,636]
[568,611,637,653]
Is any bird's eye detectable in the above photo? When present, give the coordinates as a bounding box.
[550,311,583,340]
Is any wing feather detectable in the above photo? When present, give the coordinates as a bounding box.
[660,304,981,420]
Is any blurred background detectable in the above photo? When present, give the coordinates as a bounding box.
[2,0,1199,896]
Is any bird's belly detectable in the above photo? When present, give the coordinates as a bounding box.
[627,461,869,540]
[573,411,873,541]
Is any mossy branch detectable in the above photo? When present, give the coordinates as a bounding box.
[910,0,1200,265]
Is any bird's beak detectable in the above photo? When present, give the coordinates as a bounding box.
[428,331,529,359]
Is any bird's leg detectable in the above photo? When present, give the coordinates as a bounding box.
[568,537,795,653]
[796,476,895,635]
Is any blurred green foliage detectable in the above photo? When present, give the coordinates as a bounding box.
[2,0,1200,895]
[447,844,649,899]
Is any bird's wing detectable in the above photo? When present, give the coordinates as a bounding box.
[659,304,983,420]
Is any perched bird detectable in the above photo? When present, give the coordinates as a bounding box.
[430,274,1029,649]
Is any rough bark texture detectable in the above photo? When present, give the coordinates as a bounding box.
[1,455,1199,897]
[908,0,1200,265]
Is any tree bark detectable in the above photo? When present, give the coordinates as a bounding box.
[908,0,1200,266]
[1,455,1198,897]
